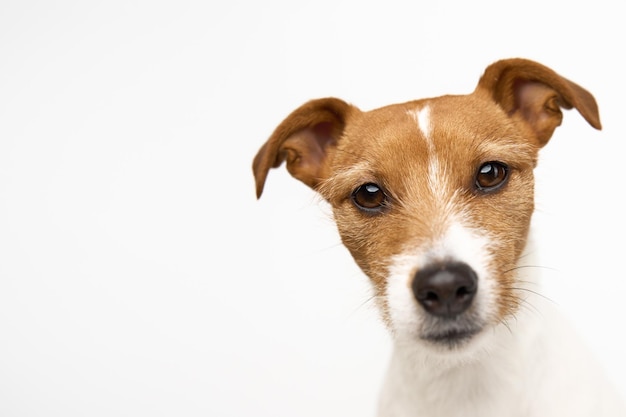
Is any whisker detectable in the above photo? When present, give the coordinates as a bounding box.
[499,317,514,337]
[507,286,554,304]
[504,264,558,274]
[347,293,379,319]
[514,294,543,316]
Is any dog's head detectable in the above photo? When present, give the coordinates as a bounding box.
[253,59,600,354]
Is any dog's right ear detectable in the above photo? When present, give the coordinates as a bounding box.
[252,98,357,199]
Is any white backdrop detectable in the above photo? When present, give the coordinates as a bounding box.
[1,1,624,416]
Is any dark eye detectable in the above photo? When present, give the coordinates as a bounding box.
[352,183,387,212]
[475,161,508,192]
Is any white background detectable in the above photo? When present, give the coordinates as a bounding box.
[1,1,625,416]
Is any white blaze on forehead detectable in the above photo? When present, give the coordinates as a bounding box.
[407,105,433,147]
[413,105,432,140]
[407,105,447,199]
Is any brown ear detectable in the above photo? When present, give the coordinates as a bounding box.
[252,98,356,198]
[476,58,601,146]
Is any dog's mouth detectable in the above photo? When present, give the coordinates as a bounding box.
[418,316,485,349]
[421,327,481,347]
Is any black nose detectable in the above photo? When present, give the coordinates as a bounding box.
[412,261,478,318]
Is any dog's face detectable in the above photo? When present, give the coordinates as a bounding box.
[318,95,538,350]
[253,59,601,353]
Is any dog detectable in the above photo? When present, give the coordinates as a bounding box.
[252,58,625,416]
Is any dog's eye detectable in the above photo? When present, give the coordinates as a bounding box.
[475,161,508,192]
[352,183,387,212]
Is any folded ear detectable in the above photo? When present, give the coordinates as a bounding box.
[252,98,356,198]
[476,58,601,146]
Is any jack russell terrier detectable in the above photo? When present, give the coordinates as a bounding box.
[252,58,625,416]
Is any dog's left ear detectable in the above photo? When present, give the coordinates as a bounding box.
[476,58,601,146]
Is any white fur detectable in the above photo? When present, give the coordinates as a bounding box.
[410,105,432,139]
[378,238,625,417]
[407,106,446,200]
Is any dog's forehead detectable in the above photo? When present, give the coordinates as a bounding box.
[339,94,523,169]
[361,95,508,139]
